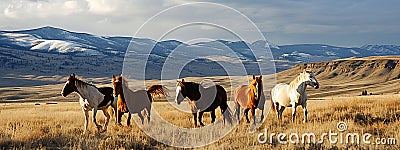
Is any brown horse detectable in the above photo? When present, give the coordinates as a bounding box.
[112,75,168,124]
[175,79,232,127]
[234,75,263,124]
[61,74,115,133]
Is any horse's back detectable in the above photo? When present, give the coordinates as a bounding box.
[271,83,291,107]
[97,87,114,108]
[125,89,152,113]
[234,85,249,107]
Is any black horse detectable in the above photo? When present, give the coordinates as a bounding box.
[175,79,232,127]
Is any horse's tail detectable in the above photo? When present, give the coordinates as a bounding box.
[222,104,233,125]
[233,87,240,109]
[270,91,276,112]
[147,85,169,101]
[219,86,233,125]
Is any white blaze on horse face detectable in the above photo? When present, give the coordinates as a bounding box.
[61,81,70,97]
[175,86,184,104]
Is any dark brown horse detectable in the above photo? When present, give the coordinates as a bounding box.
[61,74,115,133]
[112,75,168,124]
[234,75,263,124]
[175,79,232,127]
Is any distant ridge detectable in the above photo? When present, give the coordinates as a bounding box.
[277,56,400,97]
[1,26,400,77]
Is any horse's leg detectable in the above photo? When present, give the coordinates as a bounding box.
[117,109,123,126]
[138,111,145,124]
[302,104,308,123]
[211,110,216,123]
[220,102,229,124]
[259,109,264,123]
[111,101,117,124]
[127,112,132,126]
[82,108,89,134]
[291,103,297,123]
[147,104,151,123]
[251,108,256,125]
[244,108,250,123]
[101,109,110,132]
[192,112,198,128]
[277,104,285,125]
[92,107,102,131]
[198,111,205,126]
[235,103,240,123]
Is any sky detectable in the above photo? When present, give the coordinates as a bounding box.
[1,0,399,47]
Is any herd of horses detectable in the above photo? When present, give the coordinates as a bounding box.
[60,70,319,133]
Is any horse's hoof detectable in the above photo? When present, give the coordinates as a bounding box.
[246,120,250,123]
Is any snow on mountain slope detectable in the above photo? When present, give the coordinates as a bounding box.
[1,33,38,47]
[1,26,400,73]
[30,40,99,55]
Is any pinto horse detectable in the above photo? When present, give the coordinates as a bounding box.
[270,70,319,124]
[234,75,263,124]
[175,79,232,127]
[112,75,167,124]
[61,74,115,133]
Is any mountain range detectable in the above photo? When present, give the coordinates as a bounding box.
[1,26,400,79]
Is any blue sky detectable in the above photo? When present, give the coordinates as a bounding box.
[1,0,399,47]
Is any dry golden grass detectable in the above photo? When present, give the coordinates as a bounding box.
[1,71,400,149]
[1,95,399,149]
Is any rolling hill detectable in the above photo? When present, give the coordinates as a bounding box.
[277,56,400,98]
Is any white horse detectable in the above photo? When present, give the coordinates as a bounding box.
[61,74,114,133]
[270,70,319,123]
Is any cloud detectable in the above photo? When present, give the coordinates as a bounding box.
[0,0,399,46]
[86,0,116,14]
[2,0,87,19]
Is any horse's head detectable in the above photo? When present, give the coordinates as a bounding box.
[112,75,123,97]
[253,75,262,85]
[251,75,263,99]
[61,73,78,97]
[175,79,186,105]
[302,70,319,89]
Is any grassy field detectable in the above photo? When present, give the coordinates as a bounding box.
[0,72,400,149]
[0,95,399,149]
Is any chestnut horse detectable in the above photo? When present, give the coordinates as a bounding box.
[61,74,115,133]
[234,75,263,124]
[175,79,232,127]
[112,75,167,124]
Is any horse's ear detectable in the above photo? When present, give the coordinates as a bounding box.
[182,79,184,82]
[252,75,255,79]
[259,75,262,79]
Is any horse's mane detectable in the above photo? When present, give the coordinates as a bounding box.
[147,84,169,97]
[182,82,200,89]
[114,75,129,88]
[289,73,306,90]
[75,78,96,89]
